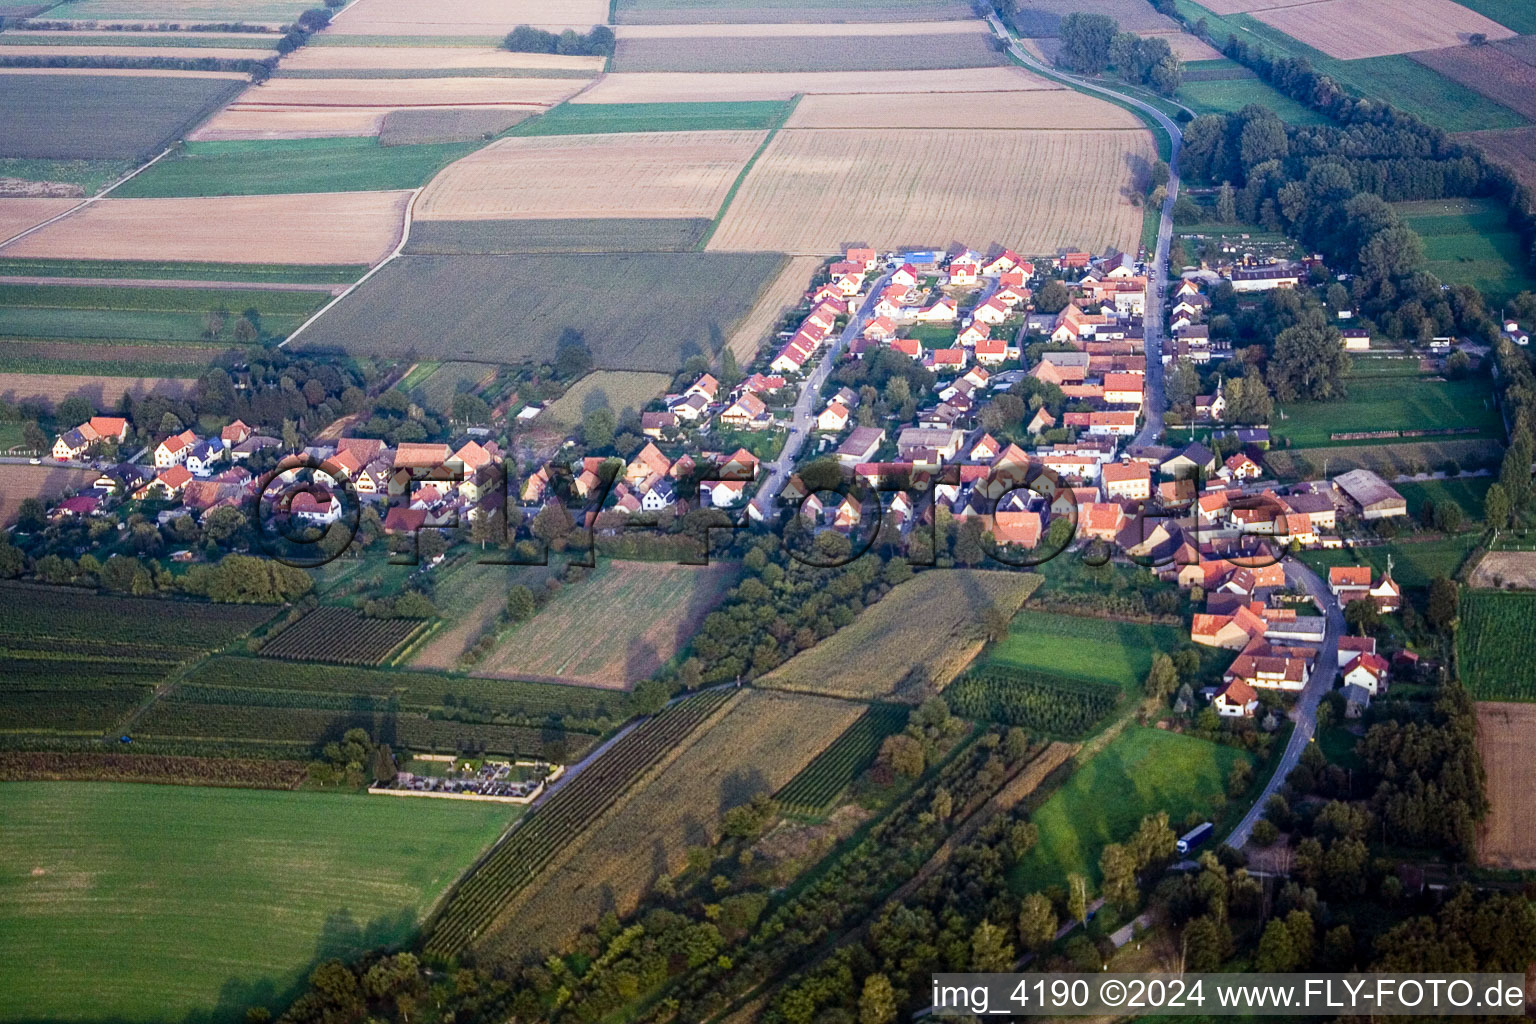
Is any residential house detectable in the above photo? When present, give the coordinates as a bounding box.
[641,412,678,438]
[969,433,1000,462]
[1103,373,1144,406]
[1223,453,1263,481]
[232,435,280,462]
[890,263,919,288]
[185,438,225,476]
[1026,408,1056,436]
[1162,442,1217,479]
[154,429,199,468]
[927,348,967,372]
[720,447,761,481]
[142,463,192,500]
[719,392,772,429]
[703,479,747,508]
[1088,411,1137,437]
[1337,635,1377,669]
[836,426,884,467]
[914,297,958,322]
[897,427,963,463]
[1223,642,1312,692]
[974,338,1007,365]
[1342,652,1389,695]
[863,316,896,342]
[1341,328,1371,351]
[948,258,979,285]
[1102,461,1151,501]
[816,401,850,432]
[972,298,1009,325]
[1213,677,1260,718]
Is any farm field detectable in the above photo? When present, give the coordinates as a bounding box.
[326,0,609,34]
[473,689,865,959]
[983,609,1188,693]
[425,688,736,958]
[515,99,793,134]
[0,72,241,160]
[1177,75,1331,124]
[406,560,560,670]
[572,66,1057,103]
[0,783,513,1024]
[1468,550,1536,589]
[0,338,234,377]
[1249,0,1513,60]
[1457,590,1536,700]
[259,606,426,666]
[613,0,974,23]
[0,370,195,408]
[0,282,327,342]
[0,257,368,284]
[1459,0,1536,32]
[723,252,821,362]
[217,75,591,109]
[408,359,496,409]
[784,89,1143,128]
[706,127,1153,256]
[1411,43,1536,122]
[1461,126,1536,190]
[1476,702,1536,869]
[1299,534,1481,591]
[0,42,275,59]
[24,0,312,20]
[1395,198,1536,303]
[1394,475,1492,524]
[1012,727,1250,888]
[0,197,78,243]
[0,31,284,47]
[276,46,605,73]
[376,108,532,145]
[291,251,790,371]
[0,156,135,198]
[541,370,672,428]
[759,570,1044,700]
[945,667,1121,737]
[111,138,482,197]
[4,192,412,265]
[1272,377,1501,448]
[414,130,766,221]
[0,463,105,523]
[610,30,1007,73]
[775,702,907,815]
[473,560,739,688]
[1262,438,1501,482]
[1010,0,1179,33]
[403,216,713,254]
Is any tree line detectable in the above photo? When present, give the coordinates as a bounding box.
[503,23,615,57]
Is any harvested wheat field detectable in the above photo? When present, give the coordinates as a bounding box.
[1412,44,1536,120]
[541,370,672,427]
[1476,701,1536,869]
[1468,550,1536,590]
[475,689,865,959]
[415,130,765,221]
[473,560,740,688]
[612,30,1007,72]
[0,66,246,79]
[1134,28,1222,62]
[0,372,194,409]
[709,127,1153,256]
[1461,127,1536,190]
[0,198,78,244]
[1253,0,1513,60]
[5,192,411,264]
[276,47,605,73]
[190,107,387,140]
[1194,0,1316,12]
[0,464,95,525]
[759,569,1044,701]
[330,0,608,34]
[228,76,591,108]
[786,88,1142,128]
[573,66,1058,103]
[724,253,821,362]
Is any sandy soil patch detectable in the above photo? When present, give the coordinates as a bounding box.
[416,130,764,221]
[0,44,268,59]
[0,464,96,525]
[276,46,605,72]
[0,198,79,243]
[723,253,820,363]
[615,19,988,37]
[228,75,590,108]
[1253,0,1514,60]
[1134,28,1223,62]
[330,0,608,34]
[709,127,1153,256]
[786,88,1142,128]
[572,65,1059,103]
[0,65,246,78]
[1411,44,1536,120]
[1476,701,1536,870]
[1468,550,1536,589]
[5,191,411,264]
[0,372,194,409]
[189,106,385,140]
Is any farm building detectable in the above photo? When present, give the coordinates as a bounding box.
[1332,468,1406,520]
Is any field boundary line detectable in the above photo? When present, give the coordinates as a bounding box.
[695,93,799,251]
[279,184,421,347]
[0,143,178,253]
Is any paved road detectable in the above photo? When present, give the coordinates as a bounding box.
[1223,558,1344,849]
[750,271,891,516]
[987,13,1182,449]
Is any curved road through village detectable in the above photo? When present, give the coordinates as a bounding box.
[987,15,1345,853]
